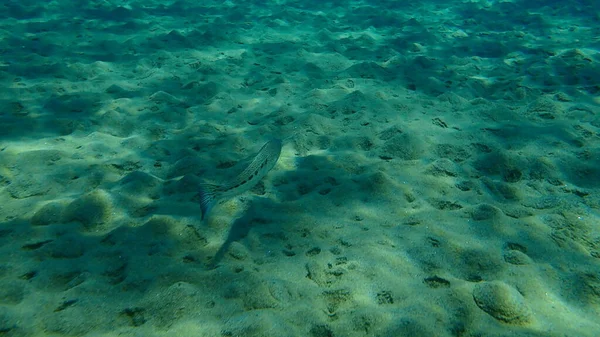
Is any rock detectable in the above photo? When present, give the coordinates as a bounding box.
[227,242,249,260]
[63,190,112,229]
[526,97,561,119]
[503,250,532,265]
[31,202,66,226]
[426,158,459,177]
[222,311,294,337]
[144,281,204,328]
[305,261,329,287]
[0,281,25,304]
[472,281,531,324]
[42,234,86,259]
[0,307,17,335]
[7,175,51,199]
[470,204,503,221]
[224,273,280,310]
[379,132,425,160]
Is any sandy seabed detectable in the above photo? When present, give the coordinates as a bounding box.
[1,0,600,336]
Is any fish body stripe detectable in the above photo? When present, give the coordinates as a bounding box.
[198,139,282,220]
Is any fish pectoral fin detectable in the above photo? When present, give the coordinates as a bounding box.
[198,183,220,220]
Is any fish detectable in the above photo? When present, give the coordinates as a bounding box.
[198,138,282,220]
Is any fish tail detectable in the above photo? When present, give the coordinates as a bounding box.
[198,183,221,220]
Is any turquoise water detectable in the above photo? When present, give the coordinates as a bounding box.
[1,0,599,336]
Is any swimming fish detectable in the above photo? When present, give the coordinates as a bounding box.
[198,138,282,220]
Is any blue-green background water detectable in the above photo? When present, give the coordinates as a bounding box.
[1,0,599,336]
